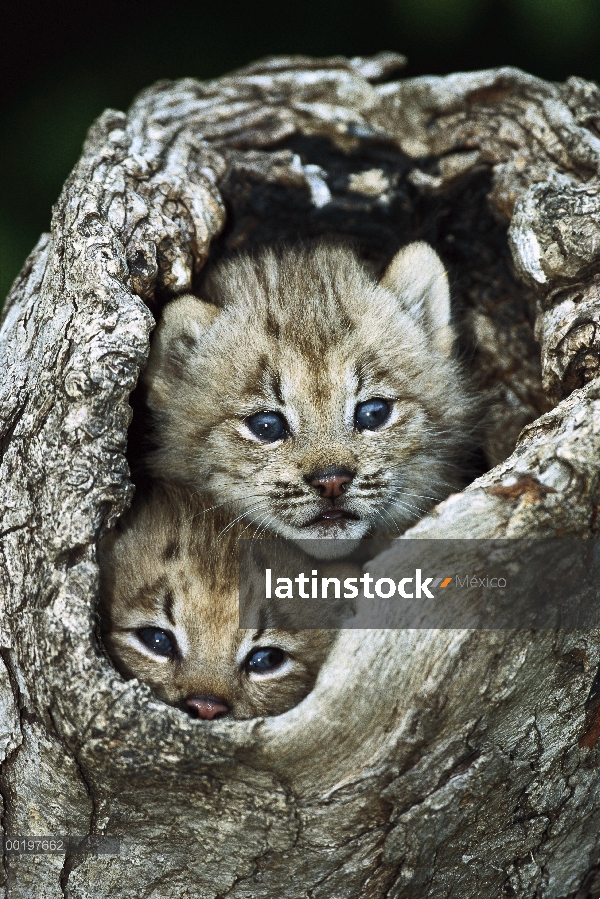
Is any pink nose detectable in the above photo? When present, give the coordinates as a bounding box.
[185,696,230,720]
[309,470,353,499]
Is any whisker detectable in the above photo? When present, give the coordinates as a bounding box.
[233,513,269,550]
[387,488,446,503]
[373,507,402,536]
[389,498,429,516]
[216,503,267,540]
[181,493,267,523]
[381,505,405,532]
[252,514,278,547]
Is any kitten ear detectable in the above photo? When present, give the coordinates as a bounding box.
[380,242,454,357]
[142,294,219,410]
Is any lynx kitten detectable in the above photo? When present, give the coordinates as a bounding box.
[143,242,474,558]
[98,485,337,720]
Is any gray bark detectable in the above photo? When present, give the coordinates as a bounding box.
[1,54,600,898]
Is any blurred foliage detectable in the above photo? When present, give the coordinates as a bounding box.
[515,0,600,56]
[391,0,487,41]
[2,0,600,307]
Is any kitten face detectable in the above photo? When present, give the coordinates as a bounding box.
[143,243,474,558]
[98,486,336,719]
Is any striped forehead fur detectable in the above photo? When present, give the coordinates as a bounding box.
[202,245,359,352]
[99,484,242,604]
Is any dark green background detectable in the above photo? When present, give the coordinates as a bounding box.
[2,0,600,306]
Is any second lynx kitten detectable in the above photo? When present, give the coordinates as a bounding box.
[143,242,474,557]
[98,485,337,720]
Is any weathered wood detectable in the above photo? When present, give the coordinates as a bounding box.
[1,55,600,898]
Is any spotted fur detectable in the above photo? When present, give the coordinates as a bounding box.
[98,485,337,719]
[143,242,475,558]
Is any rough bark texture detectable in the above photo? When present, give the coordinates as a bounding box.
[2,54,600,898]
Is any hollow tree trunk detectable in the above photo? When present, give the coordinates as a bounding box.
[2,53,600,898]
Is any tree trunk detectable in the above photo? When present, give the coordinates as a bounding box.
[2,53,600,898]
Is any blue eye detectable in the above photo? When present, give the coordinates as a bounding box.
[355,398,391,431]
[245,647,286,673]
[246,411,287,442]
[137,627,175,657]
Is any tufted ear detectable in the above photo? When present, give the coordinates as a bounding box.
[380,242,455,357]
[142,294,219,410]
